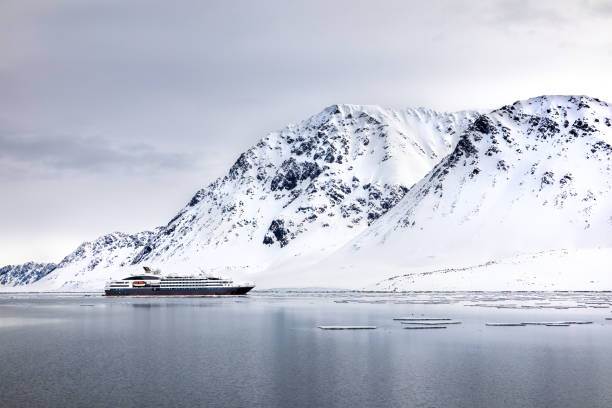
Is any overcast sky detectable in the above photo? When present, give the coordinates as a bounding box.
[1,0,612,265]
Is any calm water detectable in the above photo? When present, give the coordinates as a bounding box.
[1,292,611,408]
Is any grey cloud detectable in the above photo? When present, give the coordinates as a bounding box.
[0,132,199,178]
[482,1,569,25]
[583,0,612,17]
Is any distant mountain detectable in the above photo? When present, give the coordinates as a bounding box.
[3,96,611,291]
[6,231,158,291]
[0,262,57,286]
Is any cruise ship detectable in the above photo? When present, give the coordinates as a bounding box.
[104,267,255,296]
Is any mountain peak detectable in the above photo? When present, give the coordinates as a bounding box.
[503,95,610,118]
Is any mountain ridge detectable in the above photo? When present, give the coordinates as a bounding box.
[2,95,611,291]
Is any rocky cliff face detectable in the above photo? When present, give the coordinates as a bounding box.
[3,96,611,291]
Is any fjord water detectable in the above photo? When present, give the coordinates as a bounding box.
[1,293,611,408]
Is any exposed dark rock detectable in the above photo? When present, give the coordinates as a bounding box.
[541,171,555,187]
[591,141,612,154]
[263,219,290,247]
[485,146,501,156]
[188,190,206,207]
[229,152,252,180]
[306,214,318,222]
[471,115,494,134]
[270,159,321,191]
[291,139,316,156]
[536,117,560,136]
[446,135,479,168]
[572,119,596,133]
[559,174,573,185]
[368,211,380,221]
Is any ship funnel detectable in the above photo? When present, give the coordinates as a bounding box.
[143,266,161,275]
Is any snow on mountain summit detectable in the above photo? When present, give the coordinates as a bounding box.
[3,96,611,291]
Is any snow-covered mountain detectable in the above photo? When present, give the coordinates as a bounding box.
[3,96,611,291]
[0,262,57,286]
[298,95,612,289]
[129,105,474,276]
[4,231,159,291]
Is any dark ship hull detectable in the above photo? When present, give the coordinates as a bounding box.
[104,286,254,296]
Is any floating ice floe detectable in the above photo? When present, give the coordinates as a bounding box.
[318,326,376,330]
[522,321,593,325]
[403,326,447,330]
[400,321,461,325]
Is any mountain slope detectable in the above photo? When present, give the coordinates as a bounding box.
[297,95,612,289]
[128,104,474,277]
[368,248,612,291]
